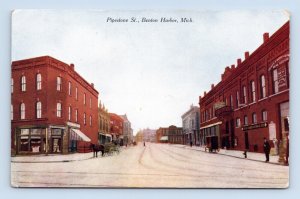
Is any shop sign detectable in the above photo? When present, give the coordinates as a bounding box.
[242,122,268,131]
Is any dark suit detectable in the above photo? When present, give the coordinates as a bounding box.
[263,140,271,162]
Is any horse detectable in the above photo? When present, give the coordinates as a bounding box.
[90,143,104,157]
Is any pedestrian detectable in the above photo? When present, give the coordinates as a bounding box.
[263,137,271,162]
[143,142,146,147]
[190,141,193,147]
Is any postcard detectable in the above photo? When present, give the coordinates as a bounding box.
[10,10,289,188]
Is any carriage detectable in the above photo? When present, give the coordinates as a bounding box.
[205,136,219,152]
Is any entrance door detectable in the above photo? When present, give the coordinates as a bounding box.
[52,138,61,153]
[244,131,249,150]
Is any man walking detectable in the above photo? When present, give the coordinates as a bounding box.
[263,137,271,162]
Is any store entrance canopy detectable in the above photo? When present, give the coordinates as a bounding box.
[71,129,91,142]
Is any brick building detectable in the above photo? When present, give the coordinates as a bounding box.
[109,113,124,143]
[11,56,99,155]
[98,101,111,144]
[156,125,183,144]
[199,21,289,154]
[119,114,133,145]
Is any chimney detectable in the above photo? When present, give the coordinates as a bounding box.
[70,63,74,70]
[204,91,207,96]
[263,32,269,43]
[237,58,242,66]
[211,84,214,89]
[231,64,235,70]
[245,51,250,59]
[91,83,94,88]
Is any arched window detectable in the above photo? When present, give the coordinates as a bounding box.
[250,80,256,102]
[56,103,62,117]
[21,76,26,91]
[252,113,257,124]
[272,69,279,94]
[36,101,42,118]
[20,103,25,119]
[260,75,266,98]
[36,73,42,90]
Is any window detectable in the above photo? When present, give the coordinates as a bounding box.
[83,93,86,105]
[11,104,13,120]
[21,76,26,91]
[84,113,86,125]
[89,98,92,108]
[89,115,92,126]
[75,109,78,122]
[20,103,25,119]
[36,101,42,118]
[260,75,266,98]
[252,113,257,124]
[68,82,72,95]
[236,91,239,108]
[36,73,42,90]
[57,77,62,91]
[242,86,247,104]
[68,106,72,121]
[272,69,279,94]
[236,118,241,127]
[262,110,267,121]
[56,103,62,117]
[230,95,233,108]
[250,81,256,102]
[75,87,78,100]
[244,115,248,125]
[11,78,14,93]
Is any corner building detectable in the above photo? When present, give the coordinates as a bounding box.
[199,21,289,153]
[11,56,99,155]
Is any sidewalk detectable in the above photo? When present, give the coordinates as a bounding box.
[172,144,284,165]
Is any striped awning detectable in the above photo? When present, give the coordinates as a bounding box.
[71,129,91,142]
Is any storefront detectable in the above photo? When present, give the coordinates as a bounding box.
[200,122,221,146]
[16,127,46,154]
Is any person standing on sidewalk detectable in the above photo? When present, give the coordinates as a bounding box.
[263,137,271,162]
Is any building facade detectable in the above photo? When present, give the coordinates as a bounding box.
[181,105,200,146]
[98,102,111,144]
[119,114,133,145]
[156,125,183,144]
[109,113,124,143]
[11,56,99,155]
[199,22,289,154]
[141,128,156,142]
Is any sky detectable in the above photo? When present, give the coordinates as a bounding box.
[11,10,289,134]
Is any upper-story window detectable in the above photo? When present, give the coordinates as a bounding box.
[84,112,86,125]
[20,103,25,119]
[230,95,233,108]
[75,109,78,122]
[252,112,257,124]
[36,101,42,118]
[56,103,62,117]
[11,104,13,120]
[36,73,42,90]
[242,86,247,104]
[236,118,241,127]
[68,82,72,95]
[89,115,92,126]
[244,115,248,125]
[89,98,92,108]
[272,68,279,94]
[262,110,268,121]
[75,87,78,100]
[11,78,14,93]
[68,106,72,121]
[250,80,256,102]
[21,76,26,91]
[260,75,266,99]
[57,77,62,91]
[83,93,86,105]
[236,91,240,108]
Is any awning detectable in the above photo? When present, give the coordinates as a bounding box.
[160,136,168,141]
[71,129,91,142]
[200,121,222,130]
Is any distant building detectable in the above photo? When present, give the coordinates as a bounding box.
[109,113,124,143]
[119,114,133,145]
[98,102,111,144]
[156,125,183,144]
[199,22,289,154]
[181,104,200,146]
[141,128,156,142]
[11,56,99,155]
[135,130,143,143]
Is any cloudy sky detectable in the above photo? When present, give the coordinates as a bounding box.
[12,10,289,133]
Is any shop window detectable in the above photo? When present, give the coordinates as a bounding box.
[272,69,279,94]
[262,110,267,121]
[57,77,62,91]
[252,112,257,124]
[56,103,62,117]
[21,76,26,91]
[36,73,42,90]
